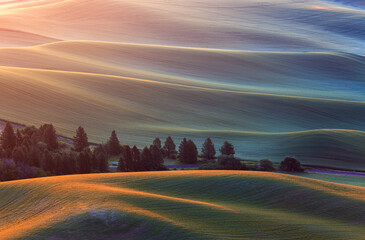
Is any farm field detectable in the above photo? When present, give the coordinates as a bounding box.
[0,0,364,170]
[0,171,364,240]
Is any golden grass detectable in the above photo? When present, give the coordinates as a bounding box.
[0,171,364,239]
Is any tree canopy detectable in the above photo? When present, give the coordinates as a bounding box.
[202,137,216,160]
[73,126,89,152]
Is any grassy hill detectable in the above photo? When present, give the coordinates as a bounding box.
[0,171,364,240]
[1,0,365,54]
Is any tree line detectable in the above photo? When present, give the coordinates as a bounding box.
[0,122,304,181]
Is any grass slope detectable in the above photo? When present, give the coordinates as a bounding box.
[0,41,364,101]
[0,171,364,240]
[0,59,365,168]
[1,0,365,54]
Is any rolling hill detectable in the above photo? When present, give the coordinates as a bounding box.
[0,41,364,169]
[0,0,364,170]
[0,0,365,54]
[0,171,364,240]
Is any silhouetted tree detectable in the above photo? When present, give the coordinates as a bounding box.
[41,124,58,150]
[150,145,164,170]
[29,147,41,168]
[12,147,26,164]
[42,149,54,173]
[54,153,63,175]
[78,148,92,173]
[97,152,108,172]
[202,137,216,160]
[1,122,16,155]
[279,157,304,172]
[73,126,89,152]
[220,141,235,156]
[107,130,121,155]
[218,155,241,170]
[153,138,162,149]
[131,146,142,171]
[179,139,198,164]
[163,136,176,159]
[259,159,274,171]
[118,145,132,171]
[141,147,152,170]
[16,129,23,147]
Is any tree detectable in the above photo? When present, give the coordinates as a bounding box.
[259,159,274,171]
[73,126,89,152]
[53,153,63,175]
[1,122,16,155]
[29,147,41,168]
[179,139,198,164]
[12,147,26,164]
[163,136,176,159]
[78,148,92,174]
[97,152,108,172]
[152,138,162,149]
[202,137,216,160]
[220,141,235,156]
[107,130,121,155]
[118,145,132,171]
[150,145,164,170]
[140,147,152,171]
[178,138,188,163]
[279,157,304,172]
[41,124,58,150]
[91,153,99,172]
[131,146,142,171]
[217,155,242,170]
[16,129,23,147]
[0,159,19,181]
[42,149,54,173]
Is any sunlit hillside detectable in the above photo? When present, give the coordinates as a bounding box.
[0,171,364,240]
[0,0,364,169]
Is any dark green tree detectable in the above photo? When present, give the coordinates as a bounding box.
[279,157,304,172]
[259,159,274,171]
[131,145,142,171]
[1,122,16,155]
[179,139,198,164]
[16,129,23,147]
[53,153,63,175]
[41,124,58,150]
[150,145,164,170]
[42,149,54,173]
[163,136,176,159]
[78,148,92,174]
[140,147,153,171]
[218,155,242,170]
[107,130,121,155]
[202,137,216,160]
[12,147,26,164]
[220,141,235,156]
[29,147,41,168]
[97,152,108,172]
[118,145,132,171]
[73,126,89,152]
[153,138,162,149]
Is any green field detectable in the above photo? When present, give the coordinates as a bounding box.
[0,171,364,240]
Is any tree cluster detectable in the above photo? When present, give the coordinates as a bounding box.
[0,123,108,181]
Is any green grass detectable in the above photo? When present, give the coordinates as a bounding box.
[0,171,364,240]
[291,172,365,187]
